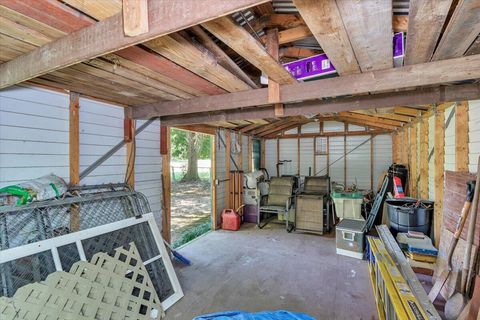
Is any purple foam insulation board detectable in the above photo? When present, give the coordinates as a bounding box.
[393,32,405,67]
[283,53,337,81]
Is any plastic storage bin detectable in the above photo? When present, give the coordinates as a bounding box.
[386,198,434,234]
[336,218,366,259]
[331,191,363,220]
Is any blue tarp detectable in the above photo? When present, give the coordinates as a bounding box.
[193,310,316,320]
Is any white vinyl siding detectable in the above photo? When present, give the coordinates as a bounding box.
[279,139,298,175]
[265,139,277,177]
[444,106,456,171]
[299,138,314,176]
[346,136,371,189]
[215,130,227,225]
[373,135,392,189]
[428,116,435,200]
[469,100,480,173]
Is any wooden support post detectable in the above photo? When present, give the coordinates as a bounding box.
[248,136,253,172]
[434,108,445,247]
[409,123,418,197]
[455,101,469,171]
[260,139,266,169]
[401,130,409,165]
[211,135,217,230]
[419,117,429,199]
[125,118,135,188]
[266,28,284,116]
[160,125,171,243]
[225,130,231,209]
[123,0,149,36]
[392,133,398,163]
[69,92,80,231]
[370,135,374,190]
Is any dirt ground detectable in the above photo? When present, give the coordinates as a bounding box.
[171,180,212,243]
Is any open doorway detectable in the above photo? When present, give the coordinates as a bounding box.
[170,128,213,248]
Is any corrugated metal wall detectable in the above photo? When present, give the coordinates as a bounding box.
[299,138,313,176]
[0,86,163,220]
[265,139,277,177]
[373,135,392,187]
[346,135,371,188]
[469,100,480,172]
[242,134,249,172]
[279,139,298,175]
[215,130,227,226]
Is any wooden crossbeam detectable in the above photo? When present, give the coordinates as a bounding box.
[336,0,392,72]
[433,0,480,60]
[132,54,480,118]
[292,0,360,75]
[339,112,404,127]
[257,119,310,137]
[0,0,269,88]
[394,107,423,117]
[156,83,480,125]
[202,16,296,85]
[261,25,312,45]
[280,47,321,58]
[122,0,149,36]
[336,116,399,131]
[405,0,452,65]
[267,129,390,139]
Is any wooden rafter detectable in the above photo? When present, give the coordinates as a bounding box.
[202,16,296,85]
[394,107,423,117]
[0,0,269,88]
[292,0,360,75]
[261,25,312,45]
[258,118,311,137]
[405,0,453,65]
[338,112,404,127]
[132,54,480,118]
[433,0,480,60]
[122,0,149,37]
[335,116,399,131]
[268,129,390,139]
[336,0,393,72]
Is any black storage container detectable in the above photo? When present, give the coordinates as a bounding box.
[386,198,434,234]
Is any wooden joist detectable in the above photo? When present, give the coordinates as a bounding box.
[338,112,404,128]
[433,0,480,60]
[405,0,453,65]
[292,0,360,75]
[0,0,269,88]
[409,124,418,197]
[202,16,296,85]
[157,83,480,125]
[122,0,148,36]
[261,25,312,45]
[336,116,398,131]
[266,129,390,140]
[69,92,80,185]
[144,33,251,92]
[455,101,469,171]
[132,54,480,118]
[336,0,393,71]
[434,108,445,247]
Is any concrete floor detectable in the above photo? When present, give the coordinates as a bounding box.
[166,223,377,320]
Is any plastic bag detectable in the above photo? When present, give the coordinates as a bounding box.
[0,174,67,205]
[193,310,316,320]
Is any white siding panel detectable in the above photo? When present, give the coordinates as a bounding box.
[428,116,435,200]
[279,139,298,175]
[315,155,328,176]
[79,97,126,185]
[444,106,456,171]
[242,135,249,172]
[215,130,226,225]
[469,100,480,173]
[301,122,320,133]
[299,138,314,176]
[329,137,344,184]
[349,124,366,131]
[284,127,297,134]
[323,121,345,132]
[0,86,69,186]
[346,136,371,189]
[373,135,392,189]
[265,139,277,177]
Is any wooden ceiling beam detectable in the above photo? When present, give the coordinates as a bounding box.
[202,16,296,85]
[394,107,423,117]
[433,0,480,60]
[0,0,269,88]
[336,0,392,72]
[405,0,453,65]
[155,83,480,126]
[261,25,312,45]
[258,119,311,137]
[132,54,480,118]
[143,33,251,92]
[338,112,404,127]
[250,118,294,136]
[352,111,413,123]
[292,0,360,75]
[266,129,391,139]
[279,47,321,59]
[336,116,398,131]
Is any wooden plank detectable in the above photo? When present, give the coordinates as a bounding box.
[62,0,122,20]
[0,0,269,88]
[392,133,399,163]
[292,0,360,75]
[370,135,374,190]
[276,25,312,44]
[132,54,480,118]
[336,0,393,72]
[123,0,148,36]
[339,112,404,127]
[405,0,453,65]
[125,118,136,188]
[266,129,390,139]
[157,83,480,125]
[434,108,445,247]
[394,107,423,117]
[455,101,469,171]
[69,92,80,185]
[336,115,399,131]
[260,139,266,169]
[144,33,251,92]
[161,125,171,242]
[189,25,258,88]
[202,16,296,85]
[280,47,320,58]
[409,123,418,197]
[265,28,284,116]
[433,0,480,60]
[466,36,480,56]
[393,15,408,32]
[419,117,429,199]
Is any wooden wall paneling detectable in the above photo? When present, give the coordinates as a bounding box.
[419,116,429,199]
[161,126,171,242]
[405,0,453,65]
[434,108,446,247]
[122,0,149,36]
[455,101,469,171]
[292,0,360,75]
[409,123,418,197]
[336,0,393,72]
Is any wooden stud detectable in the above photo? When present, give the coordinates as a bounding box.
[392,133,399,163]
[409,123,418,197]
[161,126,171,243]
[125,118,136,188]
[434,108,445,247]
[419,116,429,199]
[313,136,317,175]
[237,133,243,171]
[69,92,80,232]
[122,0,148,37]
[260,139,266,169]
[455,101,469,171]
[326,137,330,176]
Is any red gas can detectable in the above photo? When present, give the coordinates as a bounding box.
[221,209,241,231]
